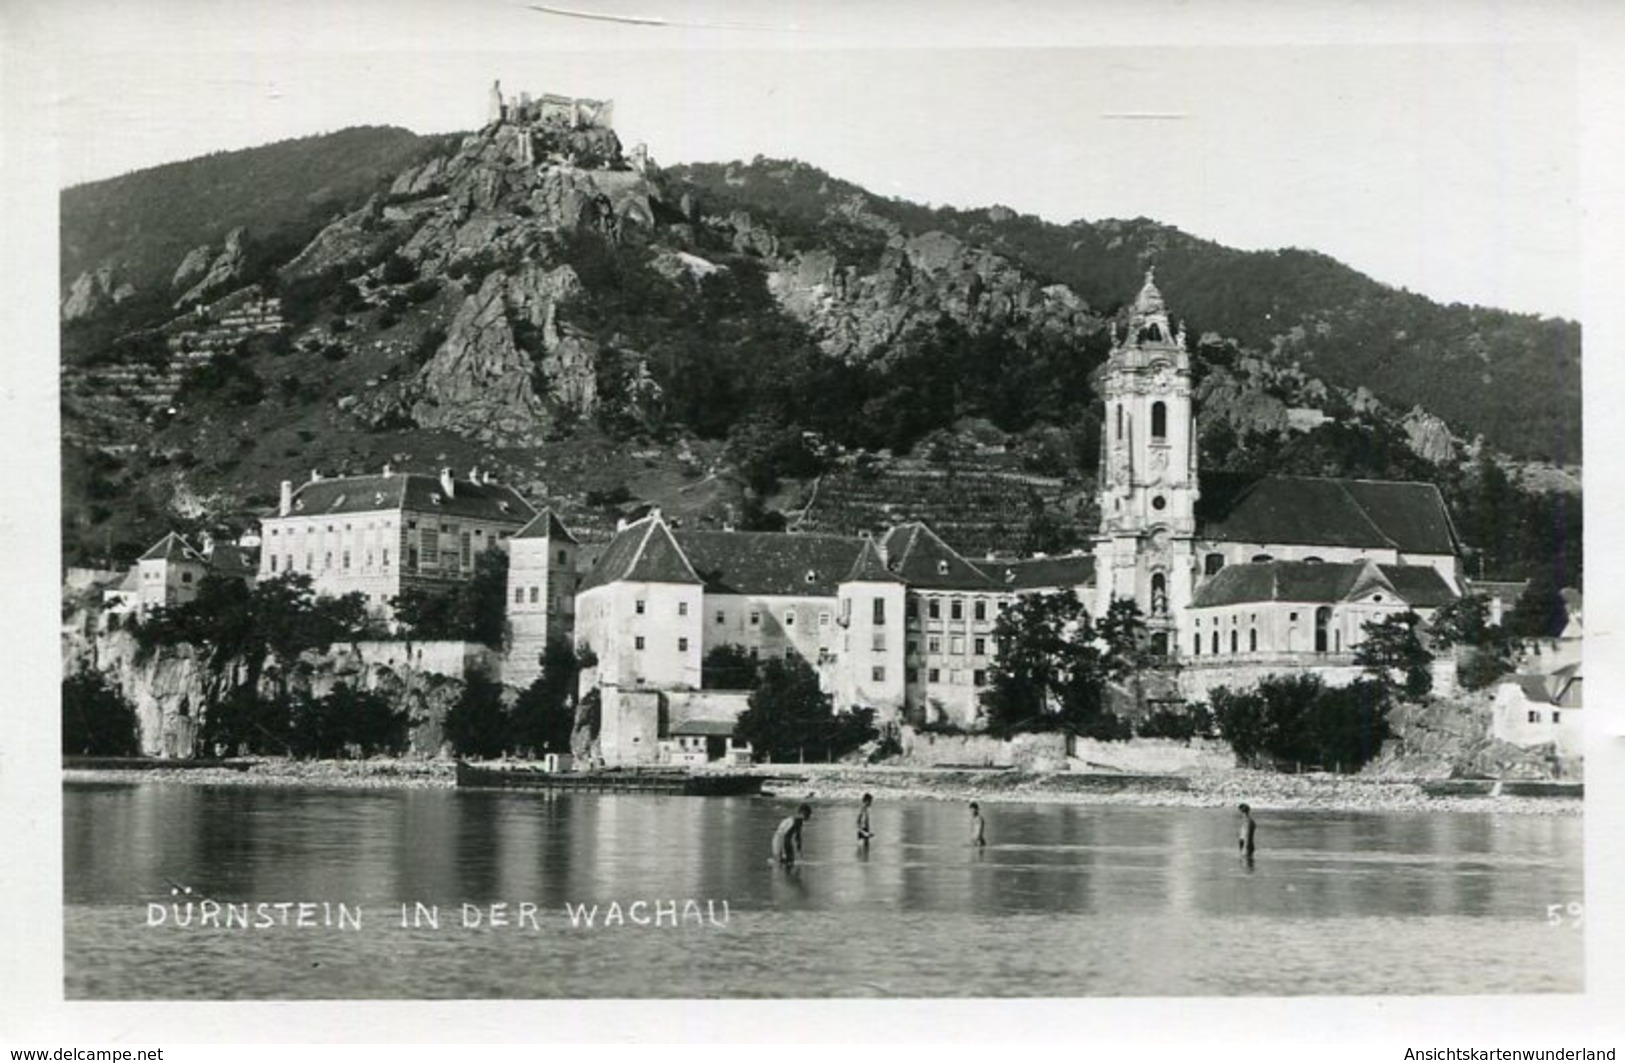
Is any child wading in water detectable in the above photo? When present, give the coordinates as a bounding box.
[857,793,874,846]
[1238,803,1257,863]
[969,802,987,847]
[772,804,813,865]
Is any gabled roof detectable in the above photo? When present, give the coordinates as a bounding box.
[578,516,702,592]
[1197,473,1459,556]
[842,537,906,585]
[282,473,534,525]
[139,532,205,564]
[880,523,995,590]
[1191,560,1458,610]
[977,554,1096,591]
[512,508,579,544]
[676,530,864,597]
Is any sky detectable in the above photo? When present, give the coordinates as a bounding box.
[5,0,1588,319]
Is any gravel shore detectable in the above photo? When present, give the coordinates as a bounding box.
[63,758,1581,816]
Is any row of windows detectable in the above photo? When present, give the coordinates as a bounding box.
[512,585,568,611]
[903,667,988,687]
[909,636,988,657]
[1114,401,1172,441]
[269,548,392,574]
[907,597,992,622]
[633,599,844,630]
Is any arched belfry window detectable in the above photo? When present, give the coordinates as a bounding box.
[1151,401,1167,440]
[1115,404,1124,441]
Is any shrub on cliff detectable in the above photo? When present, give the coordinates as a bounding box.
[445,675,510,759]
[285,683,411,759]
[62,671,142,757]
[509,636,585,755]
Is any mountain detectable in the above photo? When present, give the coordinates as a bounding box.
[60,126,443,319]
[672,158,1581,466]
[57,102,1580,589]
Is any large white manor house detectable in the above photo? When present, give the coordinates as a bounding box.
[568,271,1464,760]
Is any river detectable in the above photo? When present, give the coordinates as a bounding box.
[63,781,1583,998]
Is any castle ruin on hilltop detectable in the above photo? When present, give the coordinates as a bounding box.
[488,79,614,131]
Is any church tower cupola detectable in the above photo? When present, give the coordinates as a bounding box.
[1092,268,1200,651]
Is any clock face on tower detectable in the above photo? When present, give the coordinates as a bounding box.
[1152,362,1173,390]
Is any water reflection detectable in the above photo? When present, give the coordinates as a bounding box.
[63,783,1583,999]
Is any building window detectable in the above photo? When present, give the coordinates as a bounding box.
[785,610,795,627]
[1527,710,1541,724]
[635,636,645,651]
[948,599,962,621]
[973,670,987,687]
[1253,554,1274,564]
[750,610,760,626]
[928,668,940,683]
[715,610,726,625]
[678,637,689,652]
[872,666,885,682]
[181,571,193,583]
[906,667,919,683]
[974,600,987,621]
[1205,553,1224,576]
[1552,711,1561,724]
[1151,401,1167,440]
[530,586,539,603]
[1152,495,1167,511]
[1193,633,1201,656]
[1249,629,1258,652]
[557,550,567,565]
[325,552,333,570]
[907,640,919,656]
[1315,606,1332,653]
[873,598,886,624]
[636,600,646,615]
[928,637,941,654]
[285,554,292,572]
[785,648,796,661]
[1115,404,1123,440]
[1230,630,1238,654]
[974,637,986,656]
[928,599,941,620]
[678,601,688,617]
[269,555,278,573]
[819,612,830,627]
[514,588,525,604]
[1211,631,1219,655]
[951,637,965,655]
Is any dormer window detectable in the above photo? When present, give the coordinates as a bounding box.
[937,560,949,576]
[431,494,442,505]
[333,494,346,509]
[805,570,817,584]
[498,501,510,513]
[1004,569,1015,584]
[374,493,385,506]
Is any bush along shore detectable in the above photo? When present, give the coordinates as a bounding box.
[61,757,1580,815]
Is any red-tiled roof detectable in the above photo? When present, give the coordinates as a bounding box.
[139,532,206,564]
[880,523,995,590]
[578,517,702,592]
[284,473,533,525]
[1192,559,1457,609]
[978,554,1096,591]
[842,537,906,585]
[676,530,863,596]
[1197,473,1459,555]
[512,508,579,543]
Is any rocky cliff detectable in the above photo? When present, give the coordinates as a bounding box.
[60,262,136,322]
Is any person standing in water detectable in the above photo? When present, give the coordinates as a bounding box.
[773,804,813,865]
[969,802,987,847]
[1238,803,1257,862]
[857,793,874,846]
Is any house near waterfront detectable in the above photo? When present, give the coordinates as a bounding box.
[107,531,260,618]
[256,466,535,614]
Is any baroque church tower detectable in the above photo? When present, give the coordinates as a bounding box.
[1093,269,1199,654]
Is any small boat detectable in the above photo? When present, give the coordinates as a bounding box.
[454,761,764,796]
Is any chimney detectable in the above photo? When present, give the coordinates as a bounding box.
[616,517,628,533]
[439,467,456,499]
[648,506,663,523]
[310,469,321,483]
[279,480,293,516]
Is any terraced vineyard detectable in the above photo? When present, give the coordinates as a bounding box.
[793,456,1095,559]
